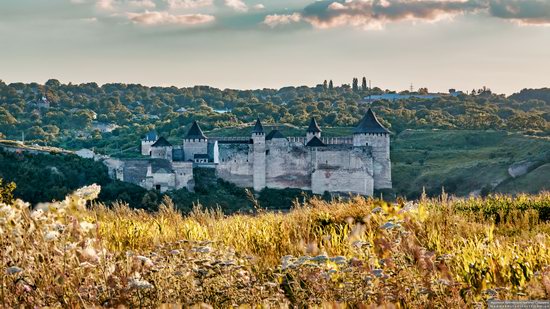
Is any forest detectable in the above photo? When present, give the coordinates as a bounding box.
[0,79,548,157]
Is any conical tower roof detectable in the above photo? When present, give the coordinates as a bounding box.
[185,121,207,139]
[252,118,264,134]
[353,108,390,134]
[307,118,321,133]
[151,136,172,147]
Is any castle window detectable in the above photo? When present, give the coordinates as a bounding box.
[266,150,270,155]
[155,185,161,191]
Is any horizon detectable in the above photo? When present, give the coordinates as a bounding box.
[1,1,550,96]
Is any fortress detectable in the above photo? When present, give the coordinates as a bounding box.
[107,109,392,196]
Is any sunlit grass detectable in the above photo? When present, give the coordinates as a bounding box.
[1,186,550,307]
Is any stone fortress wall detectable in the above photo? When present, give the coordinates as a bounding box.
[109,109,392,195]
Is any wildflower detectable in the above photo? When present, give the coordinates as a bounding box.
[30,209,44,220]
[371,206,383,214]
[79,262,96,268]
[136,256,154,268]
[380,222,400,230]
[44,231,59,241]
[372,269,384,278]
[6,266,23,275]
[128,278,154,290]
[192,246,212,253]
[311,255,328,263]
[330,256,347,265]
[79,221,95,233]
[74,184,101,201]
[80,246,99,263]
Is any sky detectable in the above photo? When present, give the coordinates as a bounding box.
[0,0,549,95]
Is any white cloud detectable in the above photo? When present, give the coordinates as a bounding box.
[224,0,248,12]
[127,0,156,9]
[253,4,265,10]
[165,0,214,9]
[127,10,215,25]
[263,13,302,28]
[96,0,115,10]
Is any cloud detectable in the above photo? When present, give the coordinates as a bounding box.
[127,10,215,25]
[299,0,486,30]
[165,0,214,9]
[253,4,265,10]
[224,0,248,12]
[127,0,156,8]
[96,0,116,10]
[488,0,550,25]
[263,13,302,28]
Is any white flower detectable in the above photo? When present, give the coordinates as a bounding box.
[79,221,96,233]
[128,278,154,290]
[6,266,23,275]
[136,256,154,268]
[30,209,44,219]
[74,184,101,201]
[81,246,99,262]
[44,231,59,241]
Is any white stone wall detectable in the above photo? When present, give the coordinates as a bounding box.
[141,141,154,156]
[265,141,311,190]
[353,133,392,189]
[216,144,253,187]
[173,162,195,191]
[151,146,173,161]
[252,134,266,191]
[183,139,208,162]
[312,169,373,196]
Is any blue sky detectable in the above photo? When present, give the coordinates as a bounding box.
[1,0,549,94]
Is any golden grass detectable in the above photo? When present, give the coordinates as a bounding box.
[1,186,550,307]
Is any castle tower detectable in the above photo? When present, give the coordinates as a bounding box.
[141,130,158,156]
[306,117,321,143]
[353,108,392,189]
[183,121,208,162]
[251,118,266,192]
[150,137,173,161]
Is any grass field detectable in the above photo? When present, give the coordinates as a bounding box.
[1,185,550,307]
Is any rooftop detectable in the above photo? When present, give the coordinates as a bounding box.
[185,121,207,140]
[307,118,321,133]
[353,109,390,134]
[151,136,172,147]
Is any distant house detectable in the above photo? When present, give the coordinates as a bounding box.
[27,96,51,109]
[363,89,463,103]
[75,148,95,159]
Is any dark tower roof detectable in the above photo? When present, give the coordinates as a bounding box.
[353,108,390,134]
[143,130,158,141]
[307,118,322,133]
[185,121,207,139]
[266,129,286,140]
[252,118,264,134]
[151,136,172,147]
[306,136,326,147]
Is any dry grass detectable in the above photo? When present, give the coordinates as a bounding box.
[1,186,550,307]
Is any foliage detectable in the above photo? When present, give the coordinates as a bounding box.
[0,178,15,204]
[1,186,550,307]
[0,80,548,157]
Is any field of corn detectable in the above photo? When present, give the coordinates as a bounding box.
[1,185,550,307]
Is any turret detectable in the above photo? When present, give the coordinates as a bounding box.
[251,118,266,192]
[141,130,158,156]
[183,121,208,162]
[150,137,173,161]
[306,117,321,143]
[353,108,392,189]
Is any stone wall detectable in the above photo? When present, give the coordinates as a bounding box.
[265,141,311,190]
[353,133,392,189]
[173,162,194,191]
[312,169,373,195]
[183,139,207,161]
[216,143,253,187]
